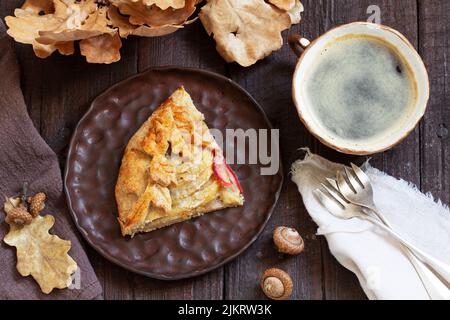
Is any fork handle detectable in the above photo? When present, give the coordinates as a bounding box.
[365,214,450,287]
[401,244,450,299]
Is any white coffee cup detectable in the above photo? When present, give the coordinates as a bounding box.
[289,22,429,155]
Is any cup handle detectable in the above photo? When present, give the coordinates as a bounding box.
[288,35,311,57]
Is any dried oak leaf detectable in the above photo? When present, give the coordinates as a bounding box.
[287,0,304,24]
[3,215,78,294]
[108,5,186,38]
[136,0,186,10]
[268,0,295,11]
[21,0,55,15]
[111,0,197,27]
[5,0,103,58]
[55,41,75,55]
[36,2,116,44]
[4,196,21,216]
[5,9,64,58]
[80,33,122,63]
[199,0,301,67]
[12,0,76,56]
[118,0,186,10]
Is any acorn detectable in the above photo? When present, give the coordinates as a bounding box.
[273,226,304,255]
[28,192,46,217]
[260,268,293,300]
[5,207,33,226]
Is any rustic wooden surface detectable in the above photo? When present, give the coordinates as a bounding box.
[1,0,448,300]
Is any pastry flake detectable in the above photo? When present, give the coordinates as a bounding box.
[115,87,244,236]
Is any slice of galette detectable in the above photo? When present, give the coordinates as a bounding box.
[115,87,244,237]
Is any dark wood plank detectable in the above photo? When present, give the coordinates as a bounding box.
[2,0,139,300]
[137,22,226,74]
[317,0,420,300]
[372,1,421,184]
[2,0,446,300]
[133,22,227,300]
[418,0,450,203]
[293,0,365,299]
[38,39,141,301]
[224,1,326,300]
[225,0,421,300]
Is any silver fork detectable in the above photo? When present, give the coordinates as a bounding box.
[337,164,389,226]
[315,182,450,300]
[337,163,450,286]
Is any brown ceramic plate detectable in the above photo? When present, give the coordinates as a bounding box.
[64,67,283,280]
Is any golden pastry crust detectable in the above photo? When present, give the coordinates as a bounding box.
[115,87,244,236]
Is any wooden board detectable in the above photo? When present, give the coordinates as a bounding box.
[0,0,448,299]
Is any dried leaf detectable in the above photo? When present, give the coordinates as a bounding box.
[4,215,78,294]
[268,0,295,11]
[56,41,75,55]
[200,0,300,67]
[3,197,21,215]
[143,0,186,10]
[21,0,55,14]
[5,0,202,63]
[36,4,116,44]
[108,5,187,38]
[120,0,186,10]
[5,0,102,58]
[5,9,62,58]
[287,0,304,24]
[111,0,197,26]
[54,0,97,15]
[80,33,122,63]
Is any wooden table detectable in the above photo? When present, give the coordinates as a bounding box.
[1,0,448,300]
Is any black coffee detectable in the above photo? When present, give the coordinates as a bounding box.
[305,35,417,143]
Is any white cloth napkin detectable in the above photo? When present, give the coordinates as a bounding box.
[291,149,450,300]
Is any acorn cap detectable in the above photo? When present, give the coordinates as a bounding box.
[273,226,304,255]
[260,268,293,300]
